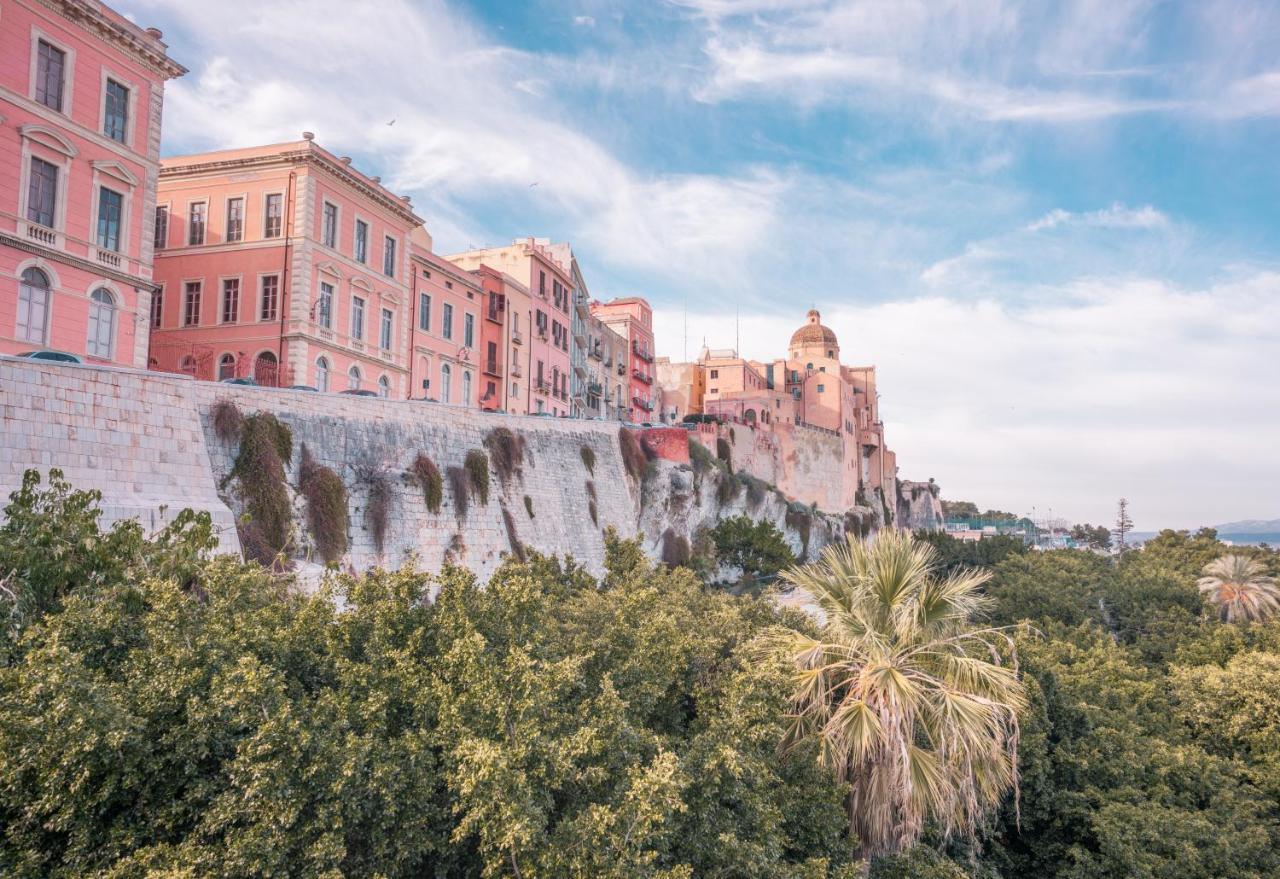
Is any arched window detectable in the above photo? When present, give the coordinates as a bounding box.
[377,375,390,398]
[86,288,117,359]
[179,354,196,375]
[440,363,452,404]
[17,268,51,344]
[347,364,362,390]
[743,408,756,424]
[254,351,278,385]
[217,353,236,380]
[315,356,330,392]
[461,370,472,405]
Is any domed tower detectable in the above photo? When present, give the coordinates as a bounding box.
[788,309,840,362]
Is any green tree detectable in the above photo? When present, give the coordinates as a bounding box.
[710,515,797,585]
[772,529,1026,860]
[1069,523,1112,550]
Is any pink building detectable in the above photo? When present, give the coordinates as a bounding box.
[407,231,482,407]
[150,136,421,397]
[590,296,655,422]
[1,0,184,365]
[447,238,575,417]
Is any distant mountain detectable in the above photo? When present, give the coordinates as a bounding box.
[1214,519,1280,534]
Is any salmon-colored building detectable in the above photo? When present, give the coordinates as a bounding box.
[590,296,655,422]
[406,231,482,406]
[1,0,185,365]
[149,136,421,396]
[447,238,574,416]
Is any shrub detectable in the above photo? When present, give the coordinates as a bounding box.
[230,413,293,564]
[785,503,813,560]
[447,466,470,520]
[484,428,524,485]
[464,449,490,505]
[844,509,871,540]
[586,481,599,526]
[354,462,393,554]
[740,473,768,509]
[711,515,796,582]
[716,470,741,506]
[210,398,243,445]
[409,453,443,514]
[716,437,732,473]
[580,445,596,474]
[660,527,691,568]
[688,437,715,475]
[501,506,526,562]
[524,495,534,518]
[298,445,347,564]
[619,428,649,480]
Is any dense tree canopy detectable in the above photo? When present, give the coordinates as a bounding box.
[2,472,1279,878]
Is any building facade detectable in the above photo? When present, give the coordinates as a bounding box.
[590,296,655,422]
[1,0,185,365]
[447,238,574,416]
[407,230,481,406]
[149,136,420,397]
[584,312,629,420]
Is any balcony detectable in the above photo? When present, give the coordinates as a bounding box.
[588,381,603,396]
[617,363,626,376]
[535,378,551,395]
[509,361,522,378]
[485,308,503,324]
[26,223,58,247]
[536,326,549,342]
[632,369,653,385]
[631,341,653,363]
[484,360,502,377]
[94,247,122,269]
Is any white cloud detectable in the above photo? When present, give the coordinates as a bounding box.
[573,15,596,26]
[1026,203,1170,232]
[656,271,1280,530]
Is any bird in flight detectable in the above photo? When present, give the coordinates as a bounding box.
[387,119,396,126]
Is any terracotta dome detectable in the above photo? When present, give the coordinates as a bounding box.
[789,309,839,350]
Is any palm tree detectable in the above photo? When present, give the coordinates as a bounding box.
[770,529,1025,860]
[1198,554,1280,623]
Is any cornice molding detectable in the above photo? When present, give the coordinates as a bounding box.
[0,231,158,291]
[38,0,187,79]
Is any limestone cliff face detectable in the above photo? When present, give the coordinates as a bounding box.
[897,480,944,531]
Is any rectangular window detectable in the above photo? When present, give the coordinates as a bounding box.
[103,79,128,142]
[355,219,368,263]
[464,313,474,348]
[709,369,719,379]
[442,303,454,340]
[221,278,240,323]
[35,40,65,112]
[264,193,282,238]
[183,281,201,327]
[150,287,163,329]
[380,308,393,351]
[539,271,546,297]
[188,202,206,245]
[418,293,431,331]
[27,157,57,227]
[322,201,337,248]
[260,275,279,321]
[383,237,396,277]
[317,281,334,329]
[96,187,123,252]
[154,205,168,249]
[226,197,244,242]
[351,296,365,341]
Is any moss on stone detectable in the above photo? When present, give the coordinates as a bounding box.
[464,449,490,506]
[230,412,293,564]
[409,453,443,514]
[298,445,347,564]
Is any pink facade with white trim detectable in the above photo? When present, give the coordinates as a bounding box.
[407,234,482,407]
[150,137,420,397]
[0,0,184,365]
[591,296,656,422]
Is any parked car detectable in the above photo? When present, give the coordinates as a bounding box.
[288,384,318,392]
[340,388,378,397]
[220,376,257,386]
[17,350,82,364]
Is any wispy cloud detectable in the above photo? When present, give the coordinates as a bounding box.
[1026,203,1170,232]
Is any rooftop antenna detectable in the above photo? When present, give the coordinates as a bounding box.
[683,296,687,362]
[735,305,740,358]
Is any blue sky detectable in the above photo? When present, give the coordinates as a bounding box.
[128,0,1280,530]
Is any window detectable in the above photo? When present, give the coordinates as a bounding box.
[539,270,546,297]
[463,313,474,347]
[260,275,279,321]
[264,193,282,238]
[355,219,368,263]
[380,308,393,351]
[709,369,719,379]
[183,281,202,326]
[418,293,431,331]
[817,384,825,393]
[440,364,452,404]
[154,205,168,250]
[188,202,206,245]
[226,197,244,242]
[218,353,236,381]
[442,303,453,340]
[351,296,365,341]
[315,357,330,392]
[317,282,334,328]
[35,40,66,112]
[383,237,396,277]
[221,278,240,323]
[179,355,196,375]
[27,158,57,228]
[254,352,277,385]
[347,365,362,391]
[462,371,472,404]
[16,268,50,344]
[96,188,123,252]
[322,201,337,248]
[378,375,390,398]
[150,287,163,329]
[103,79,128,143]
